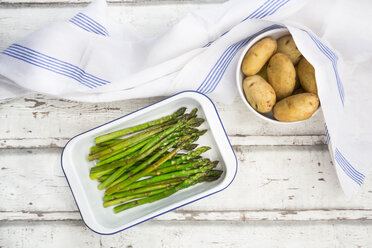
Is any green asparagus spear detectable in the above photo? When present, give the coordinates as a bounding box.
[188,117,205,127]
[157,146,211,169]
[111,170,222,195]
[96,131,183,166]
[106,138,209,196]
[185,108,198,119]
[89,134,178,180]
[148,158,210,176]
[92,113,199,161]
[97,175,107,182]
[179,143,198,151]
[90,148,145,180]
[90,139,124,154]
[105,135,194,195]
[108,142,189,190]
[111,170,223,211]
[104,117,201,188]
[93,119,182,155]
[106,132,195,189]
[88,125,168,161]
[103,180,182,202]
[96,138,150,166]
[135,112,199,155]
[117,177,187,192]
[95,107,186,145]
[90,145,106,155]
[98,136,180,190]
[199,170,224,182]
[104,188,167,208]
[113,172,208,213]
[97,139,121,147]
[90,116,193,177]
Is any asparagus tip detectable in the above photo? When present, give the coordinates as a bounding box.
[198,129,208,136]
[189,108,198,116]
[175,107,187,116]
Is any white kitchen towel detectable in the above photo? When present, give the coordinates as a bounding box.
[1,0,372,198]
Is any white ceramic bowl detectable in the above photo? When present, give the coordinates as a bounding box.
[61,91,237,234]
[235,28,320,124]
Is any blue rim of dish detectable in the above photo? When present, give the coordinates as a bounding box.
[60,90,238,235]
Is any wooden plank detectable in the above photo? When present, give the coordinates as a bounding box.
[0,135,327,149]
[1,220,372,247]
[0,95,325,146]
[2,146,372,220]
[2,209,372,222]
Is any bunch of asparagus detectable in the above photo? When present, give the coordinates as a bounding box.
[87,107,223,214]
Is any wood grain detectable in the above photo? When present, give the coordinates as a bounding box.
[2,209,372,222]
[0,95,325,149]
[1,146,372,221]
[0,135,327,149]
[1,220,372,248]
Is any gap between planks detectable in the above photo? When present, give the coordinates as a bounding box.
[1,209,372,222]
[0,135,326,149]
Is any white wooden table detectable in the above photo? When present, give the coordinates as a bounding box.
[1,1,372,247]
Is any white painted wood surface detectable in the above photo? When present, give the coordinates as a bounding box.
[2,221,372,248]
[1,1,372,247]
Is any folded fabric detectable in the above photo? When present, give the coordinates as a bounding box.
[1,0,372,198]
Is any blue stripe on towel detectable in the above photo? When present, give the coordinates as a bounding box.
[307,33,344,105]
[11,44,108,86]
[242,0,289,21]
[204,0,290,48]
[201,40,249,94]
[197,24,283,94]
[198,0,290,93]
[334,148,365,186]
[69,12,109,36]
[264,0,290,18]
[255,0,290,19]
[1,44,111,89]
[324,124,330,144]
[242,0,273,20]
[324,124,364,186]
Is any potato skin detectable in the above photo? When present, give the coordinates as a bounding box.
[243,75,276,113]
[267,53,296,100]
[277,35,302,64]
[273,93,319,122]
[241,38,277,76]
[257,62,268,82]
[292,87,305,95]
[297,57,317,94]
[294,73,301,90]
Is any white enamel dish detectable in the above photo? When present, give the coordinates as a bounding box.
[61,91,238,234]
[235,28,320,124]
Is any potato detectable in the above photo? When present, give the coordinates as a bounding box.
[242,75,276,113]
[257,62,268,81]
[297,57,317,94]
[292,87,305,95]
[294,73,301,90]
[273,93,319,122]
[267,53,296,100]
[277,35,302,64]
[241,38,277,76]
